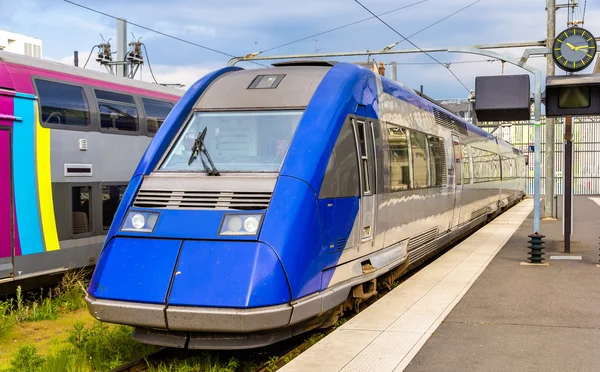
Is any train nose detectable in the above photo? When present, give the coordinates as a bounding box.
[88,237,292,309]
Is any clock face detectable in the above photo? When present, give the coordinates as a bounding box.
[553,27,597,72]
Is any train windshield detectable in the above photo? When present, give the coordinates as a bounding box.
[159,110,303,173]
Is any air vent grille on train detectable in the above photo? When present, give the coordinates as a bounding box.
[133,190,272,210]
[433,108,468,135]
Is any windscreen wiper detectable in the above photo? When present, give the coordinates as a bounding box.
[187,127,220,176]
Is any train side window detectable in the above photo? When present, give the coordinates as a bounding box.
[427,135,446,186]
[357,120,370,194]
[388,125,410,190]
[95,89,138,132]
[142,98,174,134]
[102,185,127,232]
[462,144,472,184]
[35,80,90,127]
[72,186,92,235]
[410,131,428,188]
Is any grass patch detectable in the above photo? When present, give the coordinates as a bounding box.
[1,320,157,372]
[0,268,90,337]
[148,353,239,372]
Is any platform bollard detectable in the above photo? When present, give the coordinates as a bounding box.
[527,233,546,264]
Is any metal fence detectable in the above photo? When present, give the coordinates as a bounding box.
[487,116,600,195]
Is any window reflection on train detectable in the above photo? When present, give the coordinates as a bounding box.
[160,111,303,173]
[388,124,446,190]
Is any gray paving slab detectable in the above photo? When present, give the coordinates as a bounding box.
[404,196,600,372]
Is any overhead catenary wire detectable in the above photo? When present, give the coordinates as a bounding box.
[62,0,269,68]
[260,0,429,54]
[387,0,484,50]
[352,0,471,93]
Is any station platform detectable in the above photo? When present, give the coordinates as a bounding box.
[280,196,600,372]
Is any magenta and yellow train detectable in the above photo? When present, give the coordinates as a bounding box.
[0,50,183,291]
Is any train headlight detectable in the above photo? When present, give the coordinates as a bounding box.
[121,211,160,233]
[219,214,263,236]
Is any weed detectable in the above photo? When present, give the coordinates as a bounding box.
[0,301,14,337]
[67,321,157,371]
[38,349,78,372]
[306,332,325,347]
[26,290,58,322]
[53,269,89,312]
[5,345,45,372]
[148,353,238,372]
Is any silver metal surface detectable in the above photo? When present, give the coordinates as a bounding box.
[193,66,329,110]
[166,303,293,332]
[85,295,167,328]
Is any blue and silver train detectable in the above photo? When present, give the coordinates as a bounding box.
[85,61,526,349]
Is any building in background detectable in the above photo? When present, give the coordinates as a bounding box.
[0,30,42,58]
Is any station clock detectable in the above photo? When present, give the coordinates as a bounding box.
[552,27,596,73]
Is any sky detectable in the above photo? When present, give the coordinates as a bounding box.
[1,0,599,99]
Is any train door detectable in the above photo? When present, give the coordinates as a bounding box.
[451,134,463,228]
[0,128,13,279]
[353,116,376,251]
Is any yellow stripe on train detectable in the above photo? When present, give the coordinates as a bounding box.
[35,102,60,252]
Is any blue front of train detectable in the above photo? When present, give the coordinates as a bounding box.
[86,62,380,346]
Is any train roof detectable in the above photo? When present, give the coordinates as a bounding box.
[0,50,185,97]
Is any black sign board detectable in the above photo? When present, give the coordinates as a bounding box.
[474,74,531,121]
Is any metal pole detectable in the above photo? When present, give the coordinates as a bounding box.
[74,51,79,67]
[447,46,542,233]
[228,40,551,66]
[564,116,573,253]
[545,0,557,219]
[390,61,397,81]
[116,18,128,78]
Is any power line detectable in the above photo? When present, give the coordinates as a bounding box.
[62,0,269,68]
[141,43,159,84]
[352,0,471,93]
[387,0,484,50]
[83,44,98,68]
[261,0,429,54]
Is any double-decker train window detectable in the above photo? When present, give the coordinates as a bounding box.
[427,135,446,187]
[35,80,90,127]
[102,185,127,232]
[388,125,410,191]
[142,98,174,134]
[410,131,429,188]
[72,186,92,235]
[95,89,138,132]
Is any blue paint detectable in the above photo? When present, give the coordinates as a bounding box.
[117,208,263,241]
[280,63,380,195]
[168,241,291,308]
[12,95,44,255]
[259,176,325,299]
[88,237,181,304]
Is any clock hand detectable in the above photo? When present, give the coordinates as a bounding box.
[566,42,577,50]
[574,45,588,51]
